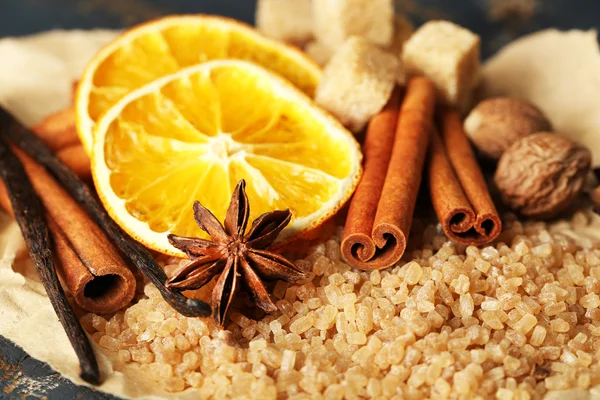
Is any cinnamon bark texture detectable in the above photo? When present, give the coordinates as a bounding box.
[0,149,136,314]
[0,136,99,384]
[428,108,501,245]
[32,107,91,181]
[0,107,211,318]
[342,77,437,270]
[56,144,91,181]
[31,108,80,152]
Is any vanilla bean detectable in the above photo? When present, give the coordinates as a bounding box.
[0,136,100,384]
[0,108,211,318]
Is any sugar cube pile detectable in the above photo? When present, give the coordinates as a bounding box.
[255,1,481,132]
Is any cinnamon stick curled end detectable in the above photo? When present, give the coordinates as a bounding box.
[77,272,136,314]
[442,206,502,245]
[342,224,407,271]
[429,108,502,246]
[0,149,136,314]
[21,149,138,314]
[342,78,437,270]
[56,230,137,314]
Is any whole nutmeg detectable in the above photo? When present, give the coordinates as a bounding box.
[494,133,591,219]
[464,97,552,160]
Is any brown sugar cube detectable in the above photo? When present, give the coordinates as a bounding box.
[313,0,394,48]
[304,40,335,66]
[387,14,415,55]
[402,20,480,109]
[255,0,314,46]
[315,37,400,133]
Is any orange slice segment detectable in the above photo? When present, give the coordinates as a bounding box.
[91,61,361,256]
[76,15,322,154]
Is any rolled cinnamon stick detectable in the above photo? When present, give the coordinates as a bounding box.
[0,149,136,313]
[31,108,80,152]
[31,107,91,181]
[342,77,437,270]
[0,135,100,384]
[57,144,91,182]
[428,108,501,245]
[1,108,211,317]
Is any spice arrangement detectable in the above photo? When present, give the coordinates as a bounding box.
[2,1,600,399]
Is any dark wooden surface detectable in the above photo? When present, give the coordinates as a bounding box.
[0,338,119,400]
[1,0,599,57]
[1,0,599,399]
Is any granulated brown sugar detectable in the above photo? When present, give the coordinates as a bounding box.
[82,210,600,399]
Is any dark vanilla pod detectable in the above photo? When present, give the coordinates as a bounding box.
[0,136,100,384]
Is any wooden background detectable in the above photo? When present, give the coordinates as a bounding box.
[1,0,599,398]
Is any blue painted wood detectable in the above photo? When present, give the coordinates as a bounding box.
[0,337,119,399]
[0,1,598,398]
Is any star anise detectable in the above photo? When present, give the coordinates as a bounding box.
[166,180,309,326]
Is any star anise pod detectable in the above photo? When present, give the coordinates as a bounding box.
[166,180,309,326]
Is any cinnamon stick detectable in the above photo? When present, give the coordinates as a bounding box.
[428,108,501,245]
[342,77,437,270]
[57,144,91,182]
[31,108,80,152]
[31,107,91,181]
[0,136,99,384]
[0,107,212,317]
[0,148,136,314]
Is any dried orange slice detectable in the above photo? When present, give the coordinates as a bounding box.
[91,61,361,256]
[76,15,321,155]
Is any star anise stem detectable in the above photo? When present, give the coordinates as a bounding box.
[166,180,309,326]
